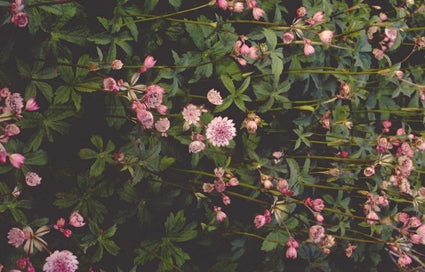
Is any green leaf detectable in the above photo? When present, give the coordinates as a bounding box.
[90,158,106,177]
[286,158,299,185]
[79,148,98,159]
[54,85,72,104]
[75,54,90,81]
[102,239,120,256]
[169,0,182,9]
[102,224,118,239]
[91,135,104,151]
[260,230,287,252]
[25,150,48,166]
[263,28,277,50]
[34,81,54,102]
[159,156,176,171]
[220,75,236,95]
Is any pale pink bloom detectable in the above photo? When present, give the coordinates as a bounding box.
[240,43,250,55]
[216,0,228,10]
[282,32,294,44]
[303,39,315,56]
[10,0,25,13]
[0,87,11,97]
[139,55,156,73]
[273,151,283,160]
[296,6,307,18]
[366,210,379,224]
[321,118,331,129]
[311,198,325,212]
[315,212,324,223]
[363,166,375,177]
[309,225,325,244]
[207,89,223,105]
[377,195,388,206]
[398,156,414,177]
[69,211,85,227]
[111,59,123,70]
[418,186,425,197]
[376,136,392,153]
[321,234,335,248]
[276,178,289,192]
[385,28,397,41]
[252,7,265,20]
[214,206,227,222]
[54,218,66,229]
[235,57,247,66]
[25,97,39,111]
[9,153,25,168]
[410,233,422,244]
[43,250,79,272]
[11,12,28,27]
[227,177,239,186]
[247,46,258,60]
[319,30,333,45]
[244,120,258,134]
[206,116,236,147]
[5,93,24,114]
[214,179,226,193]
[4,123,20,137]
[232,1,244,12]
[345,243,356,258]
[25,172,41,186]
[397,253,412,268]
[188,140,205,153]
[202,183,214,193]
[63,229,73,238]
[12,186,20,197]
[414,136,425,151]
[182,104,202,126]
[7,227,25,248]
[214,167,225,178]
[155,118,170,136]
[382,120,392,128]
[136,108,154,129]
[397,142,414,157]
[253,214,266,228]
[246,0,257,9]
[102,77,119,92]
[222,194,231,205]
[408,216,422,228]
[144,84,164,109]
[312,11,324,24]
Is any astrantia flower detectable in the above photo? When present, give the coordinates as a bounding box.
[25,97,39,111]
[319,30,333,45]
[102,77,119,92]
[154,117,170,136]
[69,211,85,227]
[11,12,28,27]
[8,153,25,168]
[188,140,205,153]
[111,59,123,70]
[43,250,79,272]
[206,116,236,147]
[5,93,24,114]
[7,227,25,248]
[182,104,202,126]
[25,172,41,187]
[207,89,223,105]
[143,84,164,109]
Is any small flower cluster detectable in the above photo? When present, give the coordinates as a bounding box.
[9,0,28,27]
[257,167,294,196]
[308,225,335,255]
[285,237,299,259]
[203,167,239,206]
[253,209,271,229]
[363,192,388,225]
[216,0,265,20]
[53,210,86,238]
[283,6,333,56]
[243,112,261,134]
[368,13,399,60]
[304,197,326,223]
[232,35,259,66]
[0,87,39,169]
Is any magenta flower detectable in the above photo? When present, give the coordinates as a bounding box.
[7,227,26,248]
[25,171,42,186]
[43,250,79,272]
[8,153,26,168]
[25,97,39,111]
[206,116,236,147]
[69,211,85,227]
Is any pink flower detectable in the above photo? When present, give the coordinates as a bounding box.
[155,118,170,136]
[366,210,379,224]
[25,172,42,187]
[227,177,239,186]
[25,97,39,111]
[102,77,119,92]
[202,183,214,193]
[231,2,244,13]
[139,55,157,73]
[207,89,223,105]
[308,225,325,244]
[69,211,85,227]
[136,108,154,129]
[315,212,324,223]
[282,32,294,44]
[43,250,79,272]
[253,214,266,228]
[5,93,24,114]
[11,12,28,27]
[188,140,205,153]
[7,227,25,248]
[206,116,236,147]
[54,218,66,229]
[4,123,20,137]
[216,0,228,10]
[311,198,325,212]
[312,11,324,23]
[63,229,73,238]
[16,257,28,269]
[252,7,265,20]
[303,39,315,56]
[10,0,25,13]
[222,194,231,205]
[214,206,227,222]
[397,253,412,268]
[214,167,225,178]
[285,246,298,259]
[373,48,384,60]
[9,153,25,168]
[111,59,124,70]
[214,179,226,193]
[182,104,202,126]
[363,166,375,177]
[345,243,356,258]
[319,30,333,45]
[144,84,164,109]
[296,6,307,18]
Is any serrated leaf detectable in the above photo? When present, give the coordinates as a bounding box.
[220,75,236,95]
[260,230,287,252]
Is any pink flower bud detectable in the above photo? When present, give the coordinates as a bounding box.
[25,172,41,187]
[140,55,157,73]
[312,11,324,23]
[102,77,119,92]
[252,7,265,20]
[366,210,379,224]
[315,212,324,223]
[216,0,228,10]
[25,97,39,111]
[8,153,25,168]
[285,246,298,259]
[253,214,266,228]
[54,218,66,229]
[69,211,85,227]
[189,140,205,153]
[222,194,231,205]
[10,12,28,27]
[63,228,73,238]
[296,6,307,18]
[397,253,412,268]
[4,123,20,137]
[319,30,334,45]
[214,206,227,222]
[303,39,315,56]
